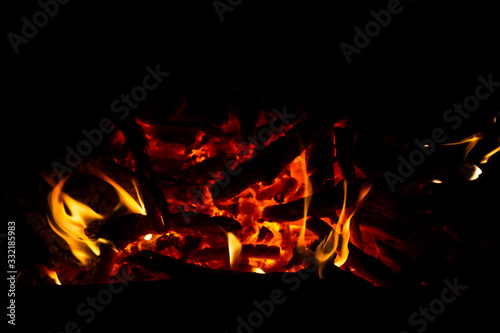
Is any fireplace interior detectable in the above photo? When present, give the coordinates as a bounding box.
[4,1,500,332]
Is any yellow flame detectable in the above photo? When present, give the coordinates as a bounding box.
[95,171,147,215]
[227,232,242,270]
[432,179,443,184]
[314,180,372,278]
[298,150,313,248]
[253,268,265,274]
[47,172,146,266]
[443,132,483,160]
[480,145,500,164]
[469,165,482,180]
[42,267,62,285]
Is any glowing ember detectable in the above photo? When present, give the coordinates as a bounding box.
[144,233,153,241]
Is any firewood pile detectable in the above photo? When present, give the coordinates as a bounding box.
[16,98,500,289]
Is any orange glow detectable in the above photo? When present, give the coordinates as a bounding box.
[42,266,62,285]
[47,171,146,266]
[314,180,372,278]
[443,132,483,160]
[144,233,153,241]
[227,232,242,270]
[432,179,443,184]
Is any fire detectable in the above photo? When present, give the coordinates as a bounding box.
[443,131,500,164]
[314,180,372,278]
[298,148,313,248]
[443,132,483,160]
[227,232,242,270]
[144,233,153,241]
[468,164,483,181]
[480,144,500,164]
[47,171,146,266]
[42,266,62,285]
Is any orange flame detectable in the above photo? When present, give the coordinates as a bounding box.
[298,148,313,248]
[443,132,483,160]
[314,180,372,278]
[42,266,62,285]
[227,232,242,270]
[47,172,146,266]
[480,144,500,164]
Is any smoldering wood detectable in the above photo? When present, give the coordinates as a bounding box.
[127,250,372,287]
[169,213,242,234]
[345,243,398,288]
[262,182,361,222]
[333,126,357,183]
[116,116,171,232]
[187,244,281,262]
[210,109,344,201]
[296,215,398,287]
[135,117,227,144]
[126,250,230,279]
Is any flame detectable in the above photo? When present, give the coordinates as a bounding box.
[42,266,62,285]
[47,172,146,266]
[469,164,483,180]
[298,149,312,248]
[227,232,242,270]
[144,233,153,241]
[314,180,372,278]
[443,132,483,160]
[94,171,146,215]
[480,144,500,164]
[253,268,265,274]
[432,179,443,184]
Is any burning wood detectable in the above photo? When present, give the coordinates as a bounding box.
[19,97,477,289]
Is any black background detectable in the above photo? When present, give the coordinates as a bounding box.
[3,0,500,332]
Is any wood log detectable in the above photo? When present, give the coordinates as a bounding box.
[126,250,231,279]
[262,182,361,222]
[345,243,398,288]
[117,117,171,231]
[126,250,371,287]
[188,244,281,262]
[297,215,397,287]
[210,108,343,201]
[169,213,242,234]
